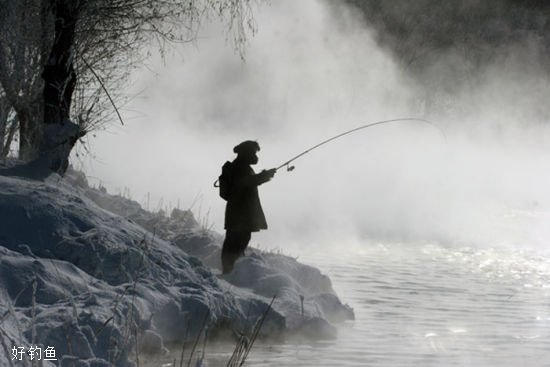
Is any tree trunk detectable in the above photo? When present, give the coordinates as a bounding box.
[39,0,83,174]
[17,107,41,160]
[0,97,7,155]
[42,0,78,125]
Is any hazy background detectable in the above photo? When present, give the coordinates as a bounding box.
[78,0,550,254]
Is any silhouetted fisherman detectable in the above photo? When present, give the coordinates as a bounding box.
[221,141,276,274]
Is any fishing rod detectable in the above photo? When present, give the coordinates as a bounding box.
[275,117,445,172]
[214,117,443,188]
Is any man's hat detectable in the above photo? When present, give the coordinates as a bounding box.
[233,140,260,155]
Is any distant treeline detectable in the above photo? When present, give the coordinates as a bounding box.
[340,0,550,70]
[335,0,550,119]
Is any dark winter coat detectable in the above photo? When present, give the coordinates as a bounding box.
[224,160,271,232]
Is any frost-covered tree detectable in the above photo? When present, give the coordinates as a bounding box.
[0,88,17,157]
[0,0,256,174]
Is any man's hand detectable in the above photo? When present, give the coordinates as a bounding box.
[260,168,276,181]
[266,168,277,178]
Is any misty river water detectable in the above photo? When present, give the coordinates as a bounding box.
[148,238,550,367]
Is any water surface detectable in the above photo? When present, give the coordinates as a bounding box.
[153,243,550,366]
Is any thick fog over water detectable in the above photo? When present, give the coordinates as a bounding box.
[80,0,550,254]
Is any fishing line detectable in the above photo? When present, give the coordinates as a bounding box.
[276,117,445,172]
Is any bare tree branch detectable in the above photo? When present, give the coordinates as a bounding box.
[0,0,259,173]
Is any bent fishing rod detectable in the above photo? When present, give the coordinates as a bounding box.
[275,117,445,172]
[214,117,444,187]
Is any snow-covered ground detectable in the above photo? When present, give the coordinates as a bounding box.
[0,168,353,366]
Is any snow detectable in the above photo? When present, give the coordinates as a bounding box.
[0,169,353,366]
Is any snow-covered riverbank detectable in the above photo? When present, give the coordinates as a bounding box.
[0,170,353,366]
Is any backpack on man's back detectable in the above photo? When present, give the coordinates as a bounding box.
[217,161,233,200]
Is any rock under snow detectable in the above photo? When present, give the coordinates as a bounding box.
[0,169,353,366]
